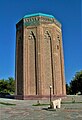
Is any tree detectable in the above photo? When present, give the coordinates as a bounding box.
[0,79,8,93]
[7,77,15,93]
[66,83,71,95]
[0,77,15,94]
[69,70,82,95]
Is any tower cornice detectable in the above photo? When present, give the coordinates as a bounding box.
[17,13,61,28]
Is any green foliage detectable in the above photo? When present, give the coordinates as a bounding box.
[0,77,15,94]
[66,70,82,95]
[32,103,50,106]
[70,70,82,95]
[66,83,71,95]
[0,102,16,106]
[61,101,82,104]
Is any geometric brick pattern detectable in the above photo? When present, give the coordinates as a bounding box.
[15,13,66,99]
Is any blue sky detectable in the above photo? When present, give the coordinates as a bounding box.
[0,0,81,84]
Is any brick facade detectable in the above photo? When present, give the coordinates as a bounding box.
[15,13,66,99]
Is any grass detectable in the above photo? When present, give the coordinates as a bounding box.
[61,101,82,104]
[33,101,82,106]
[0,102,16,106]
[32,103,50,106]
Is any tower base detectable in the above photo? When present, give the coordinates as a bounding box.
[15,95,66,100]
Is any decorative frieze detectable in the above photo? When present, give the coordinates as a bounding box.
[23,16,61,28]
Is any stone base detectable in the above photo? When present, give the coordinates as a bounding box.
[15,95,66,100]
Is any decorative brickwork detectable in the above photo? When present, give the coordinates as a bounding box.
[15,13,66,99]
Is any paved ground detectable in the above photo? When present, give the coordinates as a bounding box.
[0,95,82,120]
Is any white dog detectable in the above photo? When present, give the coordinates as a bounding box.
[51,98,61,109]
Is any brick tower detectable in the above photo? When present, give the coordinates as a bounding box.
[15,13,66,99]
